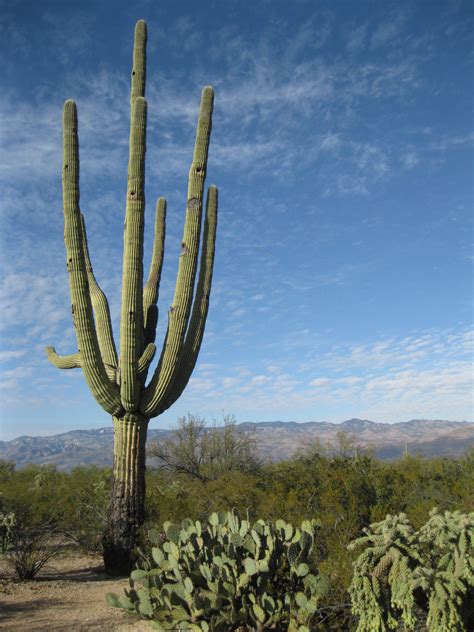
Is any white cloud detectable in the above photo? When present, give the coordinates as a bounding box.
[310,377,331,388]
[251,375,270,386]
[176,326,473,423]
[337,376,363,386]
[370,11,408,49]
[0,350,27,362]
[0,379,19,390]
[221,377,240,389]
[346,24,368,52]
[1,367,32,379]
[401,151,419,168]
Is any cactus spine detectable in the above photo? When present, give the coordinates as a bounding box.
[46,20,218,575]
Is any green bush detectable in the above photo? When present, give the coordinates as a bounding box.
[348,508,474,631]
[59,466,110,551]
[0,461,110,554]
[107,510,328,630]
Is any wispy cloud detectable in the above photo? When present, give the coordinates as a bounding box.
[176,326,473,423]
[346,24,368,52]
[0,5,472,436]
[370,11,409,49]
[0,350,27,362]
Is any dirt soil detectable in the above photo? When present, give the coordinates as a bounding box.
[0,552,152,631]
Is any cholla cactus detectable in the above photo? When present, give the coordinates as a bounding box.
[46,20,218,575]
[107,511,328,630]
[418,509,474,631]
[348,509,474,632]
[0,511,15,553]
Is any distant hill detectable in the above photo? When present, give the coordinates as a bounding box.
[0,419,472,471]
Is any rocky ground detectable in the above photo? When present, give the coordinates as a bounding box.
[0,552,150,631]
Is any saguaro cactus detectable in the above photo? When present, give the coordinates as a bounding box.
[46,20,218,575]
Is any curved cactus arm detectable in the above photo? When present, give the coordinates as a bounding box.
[143,197,166,347]
[80,215,118,371]
[62,100,123,416]
[138,343,156,375]
[45,346,81,369]
[45,346,117,381]
[140,87,214,418]
[159,186,218,414]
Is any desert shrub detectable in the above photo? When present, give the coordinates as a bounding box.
[0,464,63,579]
[348,509,474,631]
[59,466,110,551]
[370,452,474,526]
[145,468,264,531]
[108,510,329,630]
[0,461,111,554]
[0,463,65,526]
[5,519,60,580]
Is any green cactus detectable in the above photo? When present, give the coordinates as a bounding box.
[348,509,474,632]
[0,511,15,554]
[107,511,328,629]
[45,20,218,575]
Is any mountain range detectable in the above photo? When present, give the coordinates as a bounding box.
[0,419,472,471]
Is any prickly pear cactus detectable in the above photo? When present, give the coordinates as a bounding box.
[107,510,328,630]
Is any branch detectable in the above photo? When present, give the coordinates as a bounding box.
[80,214,118,372]
[45,346,81,369]
[159,186,218,413]
[143,197,166,348]
[138,343,156,375]
[119,21,148,411]
[60,100,122,416]
[141,87,214,418]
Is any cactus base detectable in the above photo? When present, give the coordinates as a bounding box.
[102,413,148,575]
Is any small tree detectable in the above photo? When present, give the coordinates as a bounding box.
[147,414,260,482]
[5,520,59,581]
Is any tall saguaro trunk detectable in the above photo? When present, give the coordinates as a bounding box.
[46,20,218,575]
[103,414,148,575]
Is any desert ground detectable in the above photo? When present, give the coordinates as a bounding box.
[0,552,150,631]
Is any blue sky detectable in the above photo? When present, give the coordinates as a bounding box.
[0,0,472,440]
